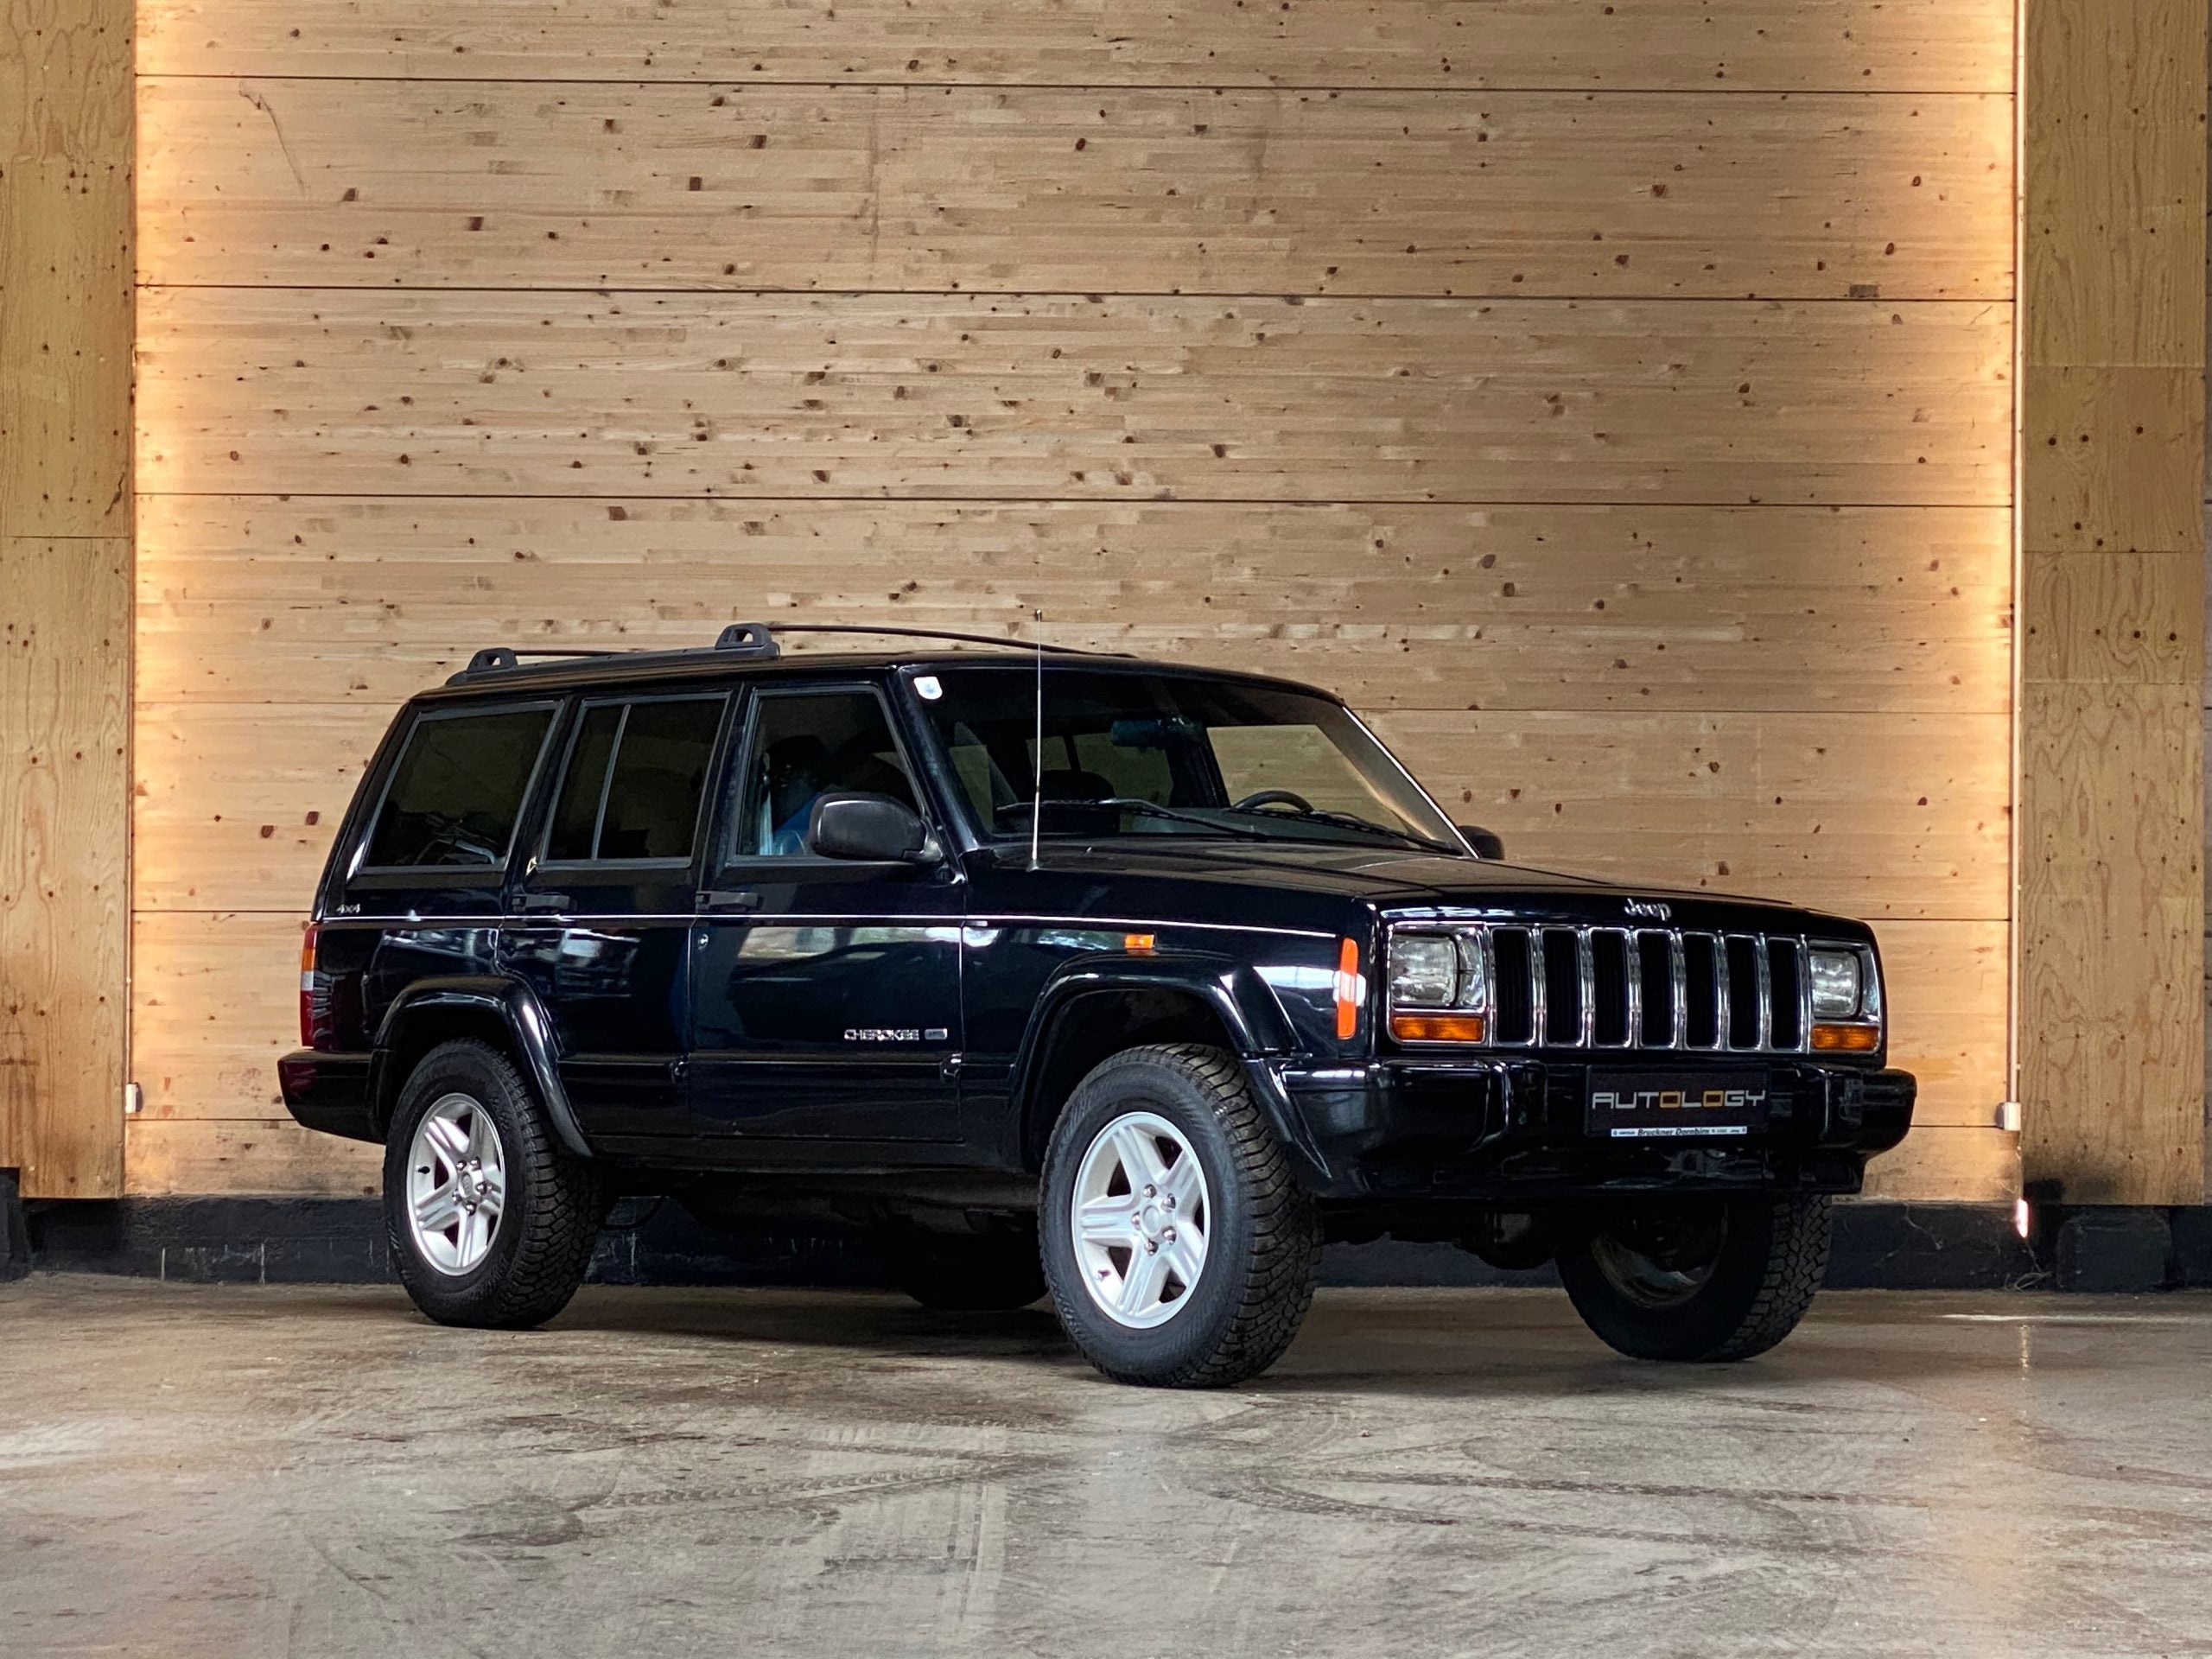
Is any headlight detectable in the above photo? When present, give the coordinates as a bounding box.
[1386,931,1487,1008]
[1808,949,1865,1019]
[1388,933,1461,1007]
[1386,928,1489,1043]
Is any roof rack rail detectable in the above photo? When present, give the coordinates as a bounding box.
[447,620,1119,685]
[753,623,1109,657]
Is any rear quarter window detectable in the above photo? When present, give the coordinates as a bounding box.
[364,704,555,868]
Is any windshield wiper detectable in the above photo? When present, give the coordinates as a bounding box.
[1223,803,1463,856]
[1008,796,1278,842]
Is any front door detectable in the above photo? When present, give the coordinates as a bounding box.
[501,690,731,1139]
[686,683,964,1142]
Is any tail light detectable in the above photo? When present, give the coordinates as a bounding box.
[298,923,321,1046]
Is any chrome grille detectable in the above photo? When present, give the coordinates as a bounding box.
[1482,925,1812,1053]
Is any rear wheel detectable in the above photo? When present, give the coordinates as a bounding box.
[1556,1193,1831,1362]
[884,1227,1047,1311]
[383,1039,607,1330]
[1039,1044,1321,1388]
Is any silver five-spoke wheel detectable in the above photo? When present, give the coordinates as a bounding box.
[406,1091,506,1275]
[1071,1110,1210,1329]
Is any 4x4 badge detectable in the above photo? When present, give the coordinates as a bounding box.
[1624,899,1672,921]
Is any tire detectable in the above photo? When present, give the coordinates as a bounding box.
[884,1228,1047,1312]
[1039,1043,1322,1388]
[383,1039,607,1330]
[1556,1193,1832,1362]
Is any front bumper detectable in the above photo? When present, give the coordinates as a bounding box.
[1260,1055,1915,1201]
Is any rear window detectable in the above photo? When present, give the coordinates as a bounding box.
[544,695,726,863]
[365,705,554,868]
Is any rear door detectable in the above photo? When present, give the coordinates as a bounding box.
[685,681,964,1143]
[500,690,732,1140]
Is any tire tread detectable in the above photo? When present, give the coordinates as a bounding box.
[1707,1193,1831,1361]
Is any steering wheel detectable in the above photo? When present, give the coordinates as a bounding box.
[1230,788,1314,815]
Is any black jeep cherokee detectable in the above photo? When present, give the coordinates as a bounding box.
[280,623,1912,1386]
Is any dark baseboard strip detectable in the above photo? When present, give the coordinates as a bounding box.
[19,1192,2200,1291]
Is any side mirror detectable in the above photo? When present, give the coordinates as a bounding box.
[808,791,933,862]
[1457,823,1506,861]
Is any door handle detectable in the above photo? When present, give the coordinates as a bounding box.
[699,888,762,911]
[518,892,573,912]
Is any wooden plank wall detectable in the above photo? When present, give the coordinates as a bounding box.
[2015,0,2207,1207]
[0,0,133,1198]
[130,0,2019,1198]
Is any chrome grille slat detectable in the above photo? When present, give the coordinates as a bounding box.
[1624,938,1641,1046]
[1796,939,1813,1052]
[1713,935,1732,1051]
[1528,927,1547,1049]
[1669,931,1688,1048]
[1576,929,1596,1047]
[1754,936,1772,1050]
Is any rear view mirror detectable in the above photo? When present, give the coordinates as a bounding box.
[1457,823,1506,860]
[808,792,933,862]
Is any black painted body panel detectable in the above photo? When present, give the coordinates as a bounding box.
[280,647,1912,1209]
[688,865,966,1142]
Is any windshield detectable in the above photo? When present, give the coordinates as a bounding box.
[911,666,1464,854]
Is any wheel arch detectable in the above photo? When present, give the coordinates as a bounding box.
[1011,958,1316,1175]
[369,978,592,1157]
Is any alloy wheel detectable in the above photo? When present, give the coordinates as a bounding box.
[406,1092,507,1275]
[1070,1110,1211,1329]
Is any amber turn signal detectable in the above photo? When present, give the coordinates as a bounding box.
[1334,938,1363,1039]
[1810,1022,1879,1052]
[1389,1012,1489,1043]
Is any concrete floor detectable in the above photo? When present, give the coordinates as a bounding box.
[2,1281,2209,1659]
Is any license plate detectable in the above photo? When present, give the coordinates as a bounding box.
[1586,1071,1772,1140]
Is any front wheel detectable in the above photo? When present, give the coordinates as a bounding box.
[1556,1194,1831,1362]
[1039,1044,1322,1388]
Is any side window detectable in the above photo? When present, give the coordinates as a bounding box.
[546,705,622,861]
[543,695,725,864]
[365,705,554,868]
[728,689,919,859]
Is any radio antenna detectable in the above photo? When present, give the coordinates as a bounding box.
[1029,608,1045,871]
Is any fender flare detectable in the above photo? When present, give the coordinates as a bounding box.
[1010,954,1329,1182]
[370,977,593,1158]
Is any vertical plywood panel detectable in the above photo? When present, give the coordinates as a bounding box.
[1,0,133,1197]
[0,542,130,1197]
[1,163,132,536]
[2015,0,2208,1205]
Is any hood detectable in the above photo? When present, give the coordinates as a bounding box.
[967,839,1854,938]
